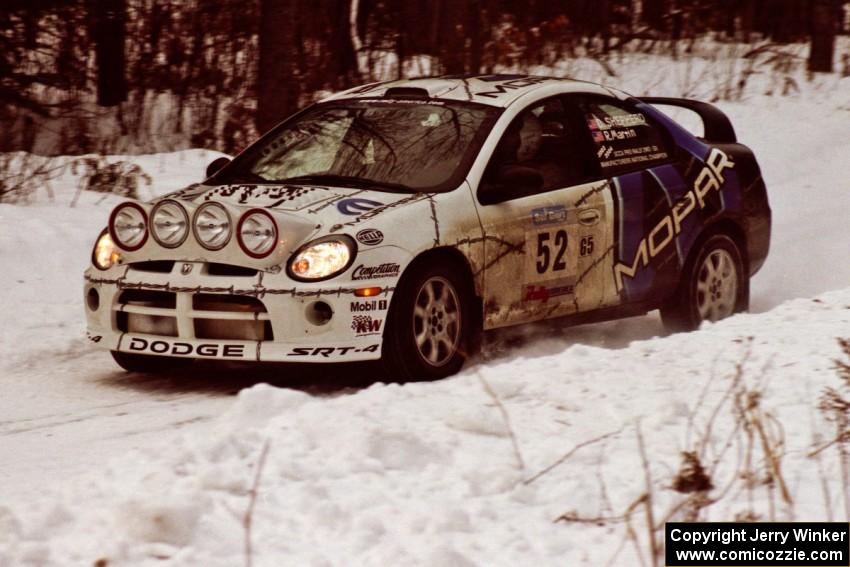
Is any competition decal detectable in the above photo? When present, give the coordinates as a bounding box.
[613,148,735,293]
[351,263,400,280]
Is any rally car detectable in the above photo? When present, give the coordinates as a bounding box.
[84,74,771,379]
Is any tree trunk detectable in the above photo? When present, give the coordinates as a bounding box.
[642,0,666,32]
[91,0,127,107]
[256,0,298,134]
[809,0,838,72]
[467,0,483,74]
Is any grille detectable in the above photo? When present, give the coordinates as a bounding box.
[115,289,272,341]
[117,290,177,336]
[126,261,257,277]
[192,294,273,340]
[128,261,175,273]
[207,263,258,277]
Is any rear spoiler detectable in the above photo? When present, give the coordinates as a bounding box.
[635,96,737,144]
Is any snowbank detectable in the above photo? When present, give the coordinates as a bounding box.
[1,288,849,566]
[2,48,850,566]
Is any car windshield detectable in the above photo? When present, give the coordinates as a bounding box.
[221,99,499,193]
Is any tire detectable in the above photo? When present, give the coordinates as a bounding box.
[381,260,473,380]
[111,350,193,373]
[660,233,748,332]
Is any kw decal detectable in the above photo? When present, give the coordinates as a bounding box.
[351,315,383,336]
[613,148,735,293]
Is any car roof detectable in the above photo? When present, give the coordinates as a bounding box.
[322,74,619,108]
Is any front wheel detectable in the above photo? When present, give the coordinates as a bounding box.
[111,350,193,373]
[660,234,748,332]
[381,262,472,381]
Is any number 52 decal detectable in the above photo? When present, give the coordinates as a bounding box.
[536,230,568,274]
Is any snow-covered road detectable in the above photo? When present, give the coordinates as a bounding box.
[1,77,849,565]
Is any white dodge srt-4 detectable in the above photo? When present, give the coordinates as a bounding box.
[84,74,771,379]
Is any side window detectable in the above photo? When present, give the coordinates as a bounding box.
[580,98,671,176]
[482,97,593,200]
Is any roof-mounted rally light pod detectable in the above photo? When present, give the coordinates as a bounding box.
[384,86,431,99]
[636,97,737,144]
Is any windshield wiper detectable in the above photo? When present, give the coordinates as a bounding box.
[278,174,413,193]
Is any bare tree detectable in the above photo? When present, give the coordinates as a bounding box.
[256,0,299,134]
[91,0,128,107]
[810,0,840,72]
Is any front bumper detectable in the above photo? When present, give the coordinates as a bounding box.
[84,260,394,363]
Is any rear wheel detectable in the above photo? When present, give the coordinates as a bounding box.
[111,350,193,373]
[381,261,472,380]
[661,233,748,332]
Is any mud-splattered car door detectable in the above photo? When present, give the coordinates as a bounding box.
[473,97,616,329]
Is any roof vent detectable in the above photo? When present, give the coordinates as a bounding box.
[384,87,430,99]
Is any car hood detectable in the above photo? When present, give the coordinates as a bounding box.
[99,182,439,272]
[159,181,435,239]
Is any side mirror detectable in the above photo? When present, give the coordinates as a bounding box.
[205,157,231,179]
[478,166,544,205]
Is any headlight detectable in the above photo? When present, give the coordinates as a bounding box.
[237,209,278,258]
[193,202,231,250]
[288,236,357,281]
[109,202,148,251]
[92,229,121,270]
[150,200,189,248]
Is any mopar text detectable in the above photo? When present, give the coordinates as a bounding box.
[613,148,735,292]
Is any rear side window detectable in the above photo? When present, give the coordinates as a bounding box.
[580,99,671,176]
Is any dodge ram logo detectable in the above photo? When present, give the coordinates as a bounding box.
[181,263,193,275]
